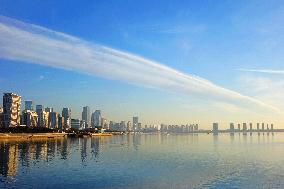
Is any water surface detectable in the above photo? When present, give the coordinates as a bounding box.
[1,133,284,189]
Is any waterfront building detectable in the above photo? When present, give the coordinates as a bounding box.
[237,124,241,131]
[101,118,108,129]
[213,123,218,134]
[48,112,59,129]
[91,110,101,128]
[62,108,71,129]
[24,100,33,111]
[22,110,38,127]
[80,120,86,130]
[230,123,234,132]
[36,105,48,127]
[138,123,142,131]
[71,119,81,130]
[133,116,138,131]
[127,121,132,131]
[58,115,64,130]
[82,106,90,128]
[257,123,260,131]
[271,124,274,131]
[262,123,265,131]
[194,124,199,131]
[2,93,21,128]
[45,107,53,113]
[120,121,126,131]
[243,123,247,132]
[249,123,253,131]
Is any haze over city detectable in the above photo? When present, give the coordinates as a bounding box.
[1,0,284,129]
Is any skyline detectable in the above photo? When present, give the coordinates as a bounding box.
[1,1,284,128]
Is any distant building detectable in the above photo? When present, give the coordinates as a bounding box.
[91,110,101,128]
[22,110,38,127]
[194,124,199,131]
[2,93,21,128]
[101,118,108,129]
[48,112,59,129]
[237,124,241,131]
[62,108,71,129]
[213,123,218,134]
[271,124,274,131]
[82,106,90,128]
[24,100,33,111]
[257,123,260,131]
[262,123,265,131]
[127,121,132,131]
[243,123,247,132]
[45,107,53,113]
[71,119,81,130]
[58,115,64,130]
[120,121,126,131]
[0,107,3,127]
[249,123,253,131]
[36,105,48,127]
[133,116,138,131]
[230,123,234,132]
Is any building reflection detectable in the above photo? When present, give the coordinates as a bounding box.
[0,143,18,177]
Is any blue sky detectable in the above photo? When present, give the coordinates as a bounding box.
[0,0,284,128]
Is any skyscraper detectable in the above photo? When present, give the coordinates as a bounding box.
[45,107,53,113]
[24,100,33,111]
[230,123,234,132]
[48,112,59,129]
[22,110,38,127]
[82,106,90,128]
[213,123,218,134]
[243,123,247,132]
[2,93,21,128]
[133,116,138,131]
[36,105,48,128]
[62,108,71,129]
[91,110,101,128]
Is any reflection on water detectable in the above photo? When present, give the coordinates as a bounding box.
[0,133,284,188]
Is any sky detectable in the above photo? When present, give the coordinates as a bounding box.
[0,0,284,129]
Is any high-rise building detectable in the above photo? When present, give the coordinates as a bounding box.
[257,123,260,131]
[22,110,38,127]
[71,119,81,130]
[2,93,21,128]
[230,123,234,132]
[62,108,71,129]
[36,105,49,127]
[58,115,64,130]
[262,123,265,131]
[243,123,247,132]
[237,124,241,131]
[249,123,253,131]
[271,124,274,131]
[24,100,33,111]
[82,106,90,128]
[91,110,101,128]
[133,116,138,131]
[213,123,218,134]
[194,124,199,131]
[127,121,132,131]
[45,107,53,113]
[48,112,59,129]
[101,118,107,129]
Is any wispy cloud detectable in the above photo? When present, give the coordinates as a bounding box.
[0,16,279,113]
[237,68,284,74]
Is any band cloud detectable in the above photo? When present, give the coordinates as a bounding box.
[0,16,279,113]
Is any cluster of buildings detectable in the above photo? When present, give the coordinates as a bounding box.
[212,122,275,133]
[160,124,199,133]
[0,93,142,132]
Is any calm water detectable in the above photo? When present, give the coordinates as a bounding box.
[1,133,284,189]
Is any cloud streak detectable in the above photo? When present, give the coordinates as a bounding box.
[238,68,284,75]
[0,16,279,113]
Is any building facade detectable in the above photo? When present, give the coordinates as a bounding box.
[82,106,90,128]
[2,93,21,128]
[24,100,33,111]
[22,110,38,127]
[91,110,101,128]
[62,108,71,129]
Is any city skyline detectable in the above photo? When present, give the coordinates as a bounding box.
[1,1,284,128]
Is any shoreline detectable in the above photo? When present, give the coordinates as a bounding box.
[0,133,67,139]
